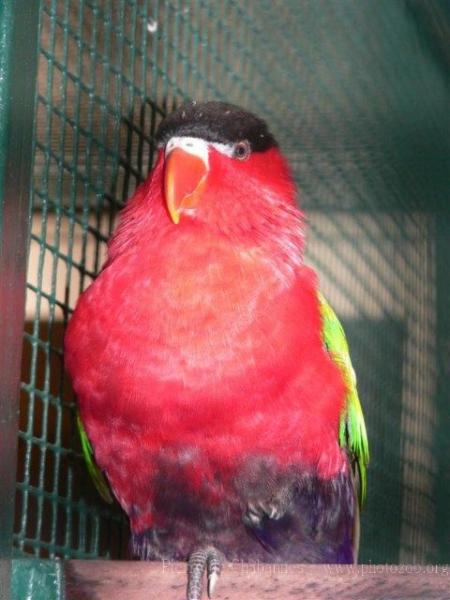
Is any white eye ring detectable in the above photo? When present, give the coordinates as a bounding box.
[233,140,251,160]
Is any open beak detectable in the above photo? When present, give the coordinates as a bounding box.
[164,146,208,224]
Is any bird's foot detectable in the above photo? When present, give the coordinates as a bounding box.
[187,545,225,600]
[243,485,294,528]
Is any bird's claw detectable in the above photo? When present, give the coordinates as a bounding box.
[187,546,224,600]
[244,500,284,527]
[243,486,294,528]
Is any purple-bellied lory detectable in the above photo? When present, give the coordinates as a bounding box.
[65,101,369,599]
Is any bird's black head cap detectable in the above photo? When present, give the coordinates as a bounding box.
[156,101,278,152]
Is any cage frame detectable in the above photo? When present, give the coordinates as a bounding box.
[0,1,41,597]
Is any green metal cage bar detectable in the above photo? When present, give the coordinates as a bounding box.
[0,0,40,550]
[0,1,41,598]
[11,559,64,600]
[0,2,448,594]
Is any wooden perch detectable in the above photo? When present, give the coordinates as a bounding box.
[65,561,450,600]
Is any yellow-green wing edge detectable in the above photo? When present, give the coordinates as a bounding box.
[318,292,370,505]
[76,412,113,504]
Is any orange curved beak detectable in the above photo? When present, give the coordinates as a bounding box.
[164,148,208,224]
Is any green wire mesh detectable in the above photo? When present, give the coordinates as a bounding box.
[14,0,450,563]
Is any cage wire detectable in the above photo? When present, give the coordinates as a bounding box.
[13,0,450,564]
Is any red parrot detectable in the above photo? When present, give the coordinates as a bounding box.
[65,101,369,599]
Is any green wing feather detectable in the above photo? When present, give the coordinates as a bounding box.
[76,413,113,504]
[318,292,369,506]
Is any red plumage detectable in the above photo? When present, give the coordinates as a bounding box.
[65,104,350,574]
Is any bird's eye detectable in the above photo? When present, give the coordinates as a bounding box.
[233,140,251,161]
